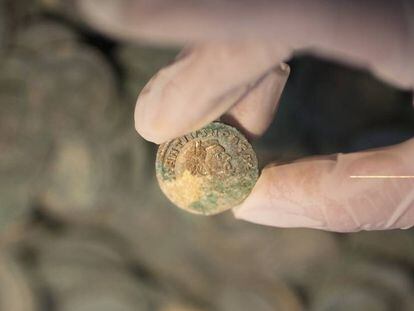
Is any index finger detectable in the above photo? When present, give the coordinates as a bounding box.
[78,0,414,88]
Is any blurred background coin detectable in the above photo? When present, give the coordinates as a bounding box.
[310,259,414,311]
[216,282,303,311]
[117,43,178,106]
[0,250,37,311]
[15,220,164,311]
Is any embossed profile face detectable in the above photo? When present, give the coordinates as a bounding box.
[156,122,259,215]
[185,139,232,178]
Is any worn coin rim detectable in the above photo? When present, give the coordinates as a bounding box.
[155,122,259,215]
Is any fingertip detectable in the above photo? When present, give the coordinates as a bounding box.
[134,118,162,144]
[232,163,328,230]
[134,93,168,144]
[134,42,288,144]
[133,56,191,144]
[233,139,414,232]
[277,62,291,75]
[77,0,128,40]
[224,62,290,138]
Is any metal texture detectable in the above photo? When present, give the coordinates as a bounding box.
[156,122,258,215]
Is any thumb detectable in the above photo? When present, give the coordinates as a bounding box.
[234,138,414,232]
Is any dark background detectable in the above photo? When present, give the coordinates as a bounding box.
[0,1,413,311]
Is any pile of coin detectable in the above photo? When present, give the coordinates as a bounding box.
[1,19,154,224]
[0,220,164,311]
[310,258,414,311]
[0,250,37,311]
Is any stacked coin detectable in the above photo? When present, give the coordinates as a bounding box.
[347,230,414,266]
[14,21,120,139]
[0,52,53,230]
[159,304,206,311]
[0,0,8,54]
[10,21,134,220]
[36,0,79,22]
[104,183,220,303]
[105,186,311,308]
[18,221,165,311]
[216,282,303,311]
[309,258,414,311]
[0,251,37,311]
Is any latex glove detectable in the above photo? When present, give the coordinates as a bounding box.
[78,0,414,232]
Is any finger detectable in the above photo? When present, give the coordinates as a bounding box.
[134,42,290,143]
[222,63,290,139]
[78,0,414,89]
[234,138,414,232]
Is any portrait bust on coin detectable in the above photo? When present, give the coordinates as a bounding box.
[156,122,258,215]
[183,139,233,178]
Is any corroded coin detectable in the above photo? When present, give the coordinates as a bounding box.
[156,122,259,215]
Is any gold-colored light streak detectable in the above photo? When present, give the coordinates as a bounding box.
[350,176,414,179]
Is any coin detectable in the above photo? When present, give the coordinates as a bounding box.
[156,122,259,215]
[0,253,36,311]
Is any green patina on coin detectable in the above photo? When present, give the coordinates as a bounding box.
[155,122,259,215]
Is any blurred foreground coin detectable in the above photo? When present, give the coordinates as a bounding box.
[156,122,258,215]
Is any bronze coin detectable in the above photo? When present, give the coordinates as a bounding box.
[156,122,259,215]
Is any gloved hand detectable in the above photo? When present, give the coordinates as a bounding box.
[78,0,414,232]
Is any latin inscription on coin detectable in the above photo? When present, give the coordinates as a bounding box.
[156,122,259,215]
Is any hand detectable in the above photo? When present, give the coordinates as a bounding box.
[78,0,414,232]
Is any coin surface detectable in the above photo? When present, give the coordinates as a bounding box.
[156,122,259,215]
